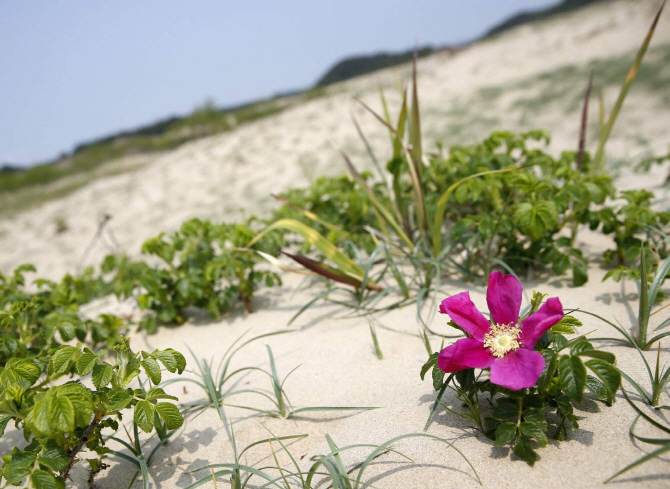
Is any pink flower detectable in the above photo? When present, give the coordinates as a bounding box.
[437,271,563,391]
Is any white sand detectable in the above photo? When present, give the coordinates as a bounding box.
[1,0,670,487]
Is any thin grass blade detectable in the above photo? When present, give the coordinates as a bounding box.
[593,1,665,172]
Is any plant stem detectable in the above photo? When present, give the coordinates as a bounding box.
[515,393,525,428]
[61,411,104,481]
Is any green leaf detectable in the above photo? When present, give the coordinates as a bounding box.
[537,351,557,394]
[513,435,538,466]
[113,340,141,388]
[141,357,162,385]
[492,399,518,420]
[585,375,610,403]
[151,350,177,373]
[26,395,51,437]
[585,359,621,403]
[552,254,570,275]
[420,353,438,381]
[56,383,93,428]
[48,395,75,433]
[38,444,69,472]
[431,363,445,391]
[91,363,114,390]
[49,346,80,376]
[550,315,582,335]
[1,358,41,388]
[145,388,178,401]
[134,400,155,433]
[154,402,183,430]
[0,414,10,437]
[30,470,65,489]
[75,352,98,376]
[6,451,36,484]
[493,422,517,446]
[514,200,558,240]
[558,355,587,403]
[107,389,134,411]
[57,322,76,342]
[523,408,548,431]
[575,349,616,364]
[572,261,588,287]
[164,348,186,374]
[519,421,548,447]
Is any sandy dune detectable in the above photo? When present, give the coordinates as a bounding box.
[1,0,669,487]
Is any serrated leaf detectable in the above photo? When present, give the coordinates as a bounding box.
[145,388,178,401]
[576,350,616,364]
[166,349,186,374]
[493,400,518,420]
[49,346,80,376]
[493,422,517,446]
[151,350,177,373]
[585,359,621,403]
[48,395,75,433]
[519,421,548,447]
[1,358,41,388]
[56,383,93,428]
[431,363,445,391]
[155,402,183,430]
[134,400,155,433]
[107,389,133,411]
[0,414,10,437]
[91,363,114,390]
[26,394,51,437]
[38,444,69,472]
[75,352,98,376]
[559,355,587,403]
[513,435,538,466]
[141,357,161,385]
[420,353,438,381]
[523,409,548,431]
[30,470,65,489]
[6,451,36,484]
[514,200,558,240]
[57,322,76,342]
[550,315,582,335]
[585,375,610,402]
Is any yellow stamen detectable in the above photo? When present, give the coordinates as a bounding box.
[484,323,521,358]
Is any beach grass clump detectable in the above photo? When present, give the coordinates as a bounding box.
[186,428,480,488]
[167,331,375,422]
[421,271,620,466]
[583,247,670,350]
[605,390,670,483]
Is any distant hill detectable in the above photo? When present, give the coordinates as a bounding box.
[315,47,434,87]
[485,0,604,37]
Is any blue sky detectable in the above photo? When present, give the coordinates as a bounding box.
[0,0,558,165]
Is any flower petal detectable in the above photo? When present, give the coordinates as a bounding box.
[486,271,523,326]
[489,349,545,390]
[438,338,495,373]
[439,291,490,341]
[520,297,564,349]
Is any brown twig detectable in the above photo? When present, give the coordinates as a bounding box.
[61,412,104,481]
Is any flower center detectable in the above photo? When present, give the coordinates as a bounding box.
[484,323,521,358]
